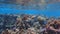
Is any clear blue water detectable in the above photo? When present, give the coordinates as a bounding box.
[0,3,60,18]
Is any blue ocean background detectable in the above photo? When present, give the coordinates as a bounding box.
[0,2,60,18]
